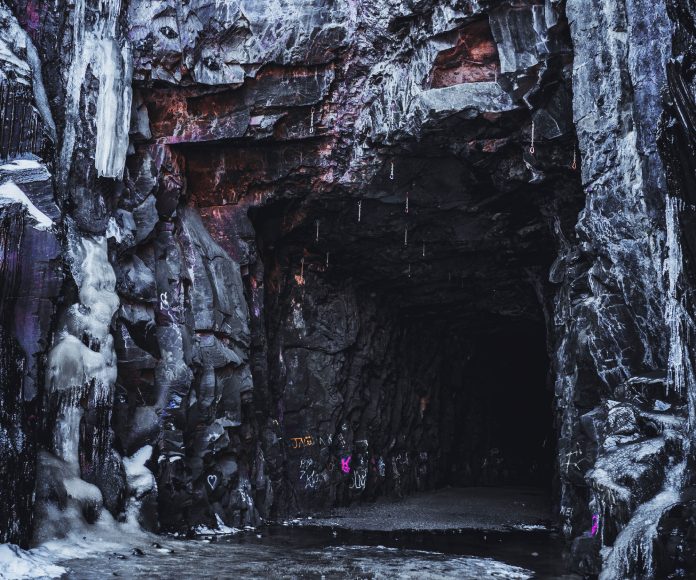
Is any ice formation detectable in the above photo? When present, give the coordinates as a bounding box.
[61,0,132,183]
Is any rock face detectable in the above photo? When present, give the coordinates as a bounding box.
[0,0,694,577]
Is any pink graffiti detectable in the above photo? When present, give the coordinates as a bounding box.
[591,514,600,536]
[341,456,352,473]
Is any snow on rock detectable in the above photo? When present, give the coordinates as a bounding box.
[0,180,53,230]
[123,445,156,498]
[193,513,241,536]
[599,460,686,579]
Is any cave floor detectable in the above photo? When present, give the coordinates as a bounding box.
[56,487,582,579]
[300,486,554,532]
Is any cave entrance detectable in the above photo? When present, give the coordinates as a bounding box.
[440,318,554,490]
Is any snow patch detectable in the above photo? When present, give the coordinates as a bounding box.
[193,514,241,536]
[0,159,44,172]
[0,180,53,230]
[123,445,156,497]
[0,544,66,579]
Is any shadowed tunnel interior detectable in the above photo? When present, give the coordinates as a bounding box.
[248,161,566,513]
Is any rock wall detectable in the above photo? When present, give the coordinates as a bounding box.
[0,0,694,577]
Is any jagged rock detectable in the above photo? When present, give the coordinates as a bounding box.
[1,3,696,578]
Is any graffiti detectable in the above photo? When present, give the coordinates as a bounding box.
[377,457,386,477]
[299,458,321,490]
[318,434,333,446]
[341,455,352,473]
[560,506,573,518]
[419,451,428,462]
[207,474,218,490]
[289,435,315,449]
[355,439,369,449]
[591,514,600,537]
[350,468,367,490]
[562,449,587,474]
[160,291,170,310]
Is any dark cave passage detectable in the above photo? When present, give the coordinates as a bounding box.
[441,320,554,489]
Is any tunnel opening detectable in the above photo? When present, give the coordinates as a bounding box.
[247,172,564,519]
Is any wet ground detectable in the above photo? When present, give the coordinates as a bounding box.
[304,487,553,531]
[58,488,581,579]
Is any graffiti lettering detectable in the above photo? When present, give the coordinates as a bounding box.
[289,435,315,449]
[341,456,352,473]
[560,506,573,518]
[591,514,600,537]
[350,468,367,490]
[160,291,170,310]
[377,457,386,477]
[299,458,321,490]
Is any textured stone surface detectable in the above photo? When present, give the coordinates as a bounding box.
[0,1,695,578]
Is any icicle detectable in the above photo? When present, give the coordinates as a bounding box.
[422,241,425,257]
[405,192,409,214]
[390,161,394,180]
[325,252,329,269]
[404,225,408,247]
[408,263,411,278]
[357,200,362,223]
[315,219,320,243]
[309,107,315,135]
[529,121,535,154]
[571,148,577,170]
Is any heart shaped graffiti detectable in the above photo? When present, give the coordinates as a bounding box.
[207,474,218,490]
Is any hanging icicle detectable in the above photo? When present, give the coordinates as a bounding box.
[405,192,409,214]
[422,241,425,257]
[315,219,320,243]
[390,161,394,180]
[325,252,329,269]
[408,263,411,279]
[404,225,408,247]
[571,148,577,170]
[358,200,362,223]
[529,121,535,155]
[309,107,315,135]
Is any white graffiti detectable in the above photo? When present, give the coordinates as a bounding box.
[299,458,321,490]
[377,457,386,477]
[160,291,170,310]
[350,467,367,490]
[207,474,218,490]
